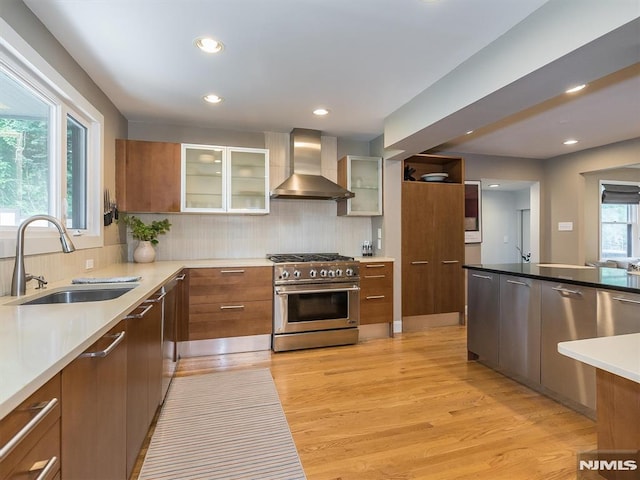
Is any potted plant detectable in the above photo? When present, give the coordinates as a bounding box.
[119,215,171,263]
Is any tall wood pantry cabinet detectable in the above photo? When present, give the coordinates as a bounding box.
[401,154,465,323]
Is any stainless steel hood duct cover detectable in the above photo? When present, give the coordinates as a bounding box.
[270,128,355,200]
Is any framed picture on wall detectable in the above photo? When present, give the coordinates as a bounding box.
[465,181,482,243]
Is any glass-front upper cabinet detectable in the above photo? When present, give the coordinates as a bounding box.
[181,144,269,214]
[337,155,383,216]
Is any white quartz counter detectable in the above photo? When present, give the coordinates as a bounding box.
[0,258,270,420]
[558,334,640,384]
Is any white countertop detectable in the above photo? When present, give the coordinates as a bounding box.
[558,334,640,384]
[0,258,270,419]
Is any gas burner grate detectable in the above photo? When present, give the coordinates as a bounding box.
[268,253,354,263]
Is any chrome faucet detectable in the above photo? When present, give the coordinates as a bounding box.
[11,215,76,296]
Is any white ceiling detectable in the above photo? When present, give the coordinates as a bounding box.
[20,0,640,159]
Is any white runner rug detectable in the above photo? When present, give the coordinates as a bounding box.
[138,368,306,480]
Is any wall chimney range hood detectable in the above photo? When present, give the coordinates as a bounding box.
[270,128,355,200]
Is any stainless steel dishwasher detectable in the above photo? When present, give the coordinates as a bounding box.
[597,289,640,336]
[540,282,596,411]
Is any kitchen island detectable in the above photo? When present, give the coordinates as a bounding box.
[559,335,640,476]
[463,263,640,417]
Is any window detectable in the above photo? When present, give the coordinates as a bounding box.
[600,181,640,260]
[0,18,103,254]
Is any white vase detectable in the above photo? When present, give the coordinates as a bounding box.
[133,240,156,263]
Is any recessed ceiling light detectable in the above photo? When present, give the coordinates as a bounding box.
[195,37,224,54]
[565,84,586,94]
[313,108,329,116]
[203,94,223,104]
[488,184,500,188]
[563,139,579,145]
[466,130,474,135]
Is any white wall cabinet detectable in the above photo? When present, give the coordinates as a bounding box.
[337,155,382,216]
[181,144,269,214]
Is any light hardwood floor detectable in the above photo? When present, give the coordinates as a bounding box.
[139,326,596,480]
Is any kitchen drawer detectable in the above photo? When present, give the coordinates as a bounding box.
[0,375,61,480]
[189,299,273,339]
[360,262,393,288]
[361,295,393,325]
[188,267,272,303]
[2,420,60,480]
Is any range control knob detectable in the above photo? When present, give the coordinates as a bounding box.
[328,270,336,277]
[320,269,328,278]
[335,269,343,277]
[293,270,301,279]
[281,270,290,279]
[345,268,354,277]
[309,269,318,278]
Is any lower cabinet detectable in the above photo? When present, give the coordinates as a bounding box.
[187,267,272,340]
[61,322,127,480]
[125,290,164,479]
[467,271,500,366]
[359,261,393,326]
[0,375,61,480]
[499,275,541,384]
[540,282,597,410]
[597,289,640,335]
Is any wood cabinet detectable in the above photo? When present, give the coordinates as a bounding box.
[337,155,383,216]
[181,144,270,214]
[359,261,393,325]
[401,154,465,320]
[0,375,61,480]
[187,267,272,340]
[125,291,163,479]
[61,322,127,480]
[115,139,182,213]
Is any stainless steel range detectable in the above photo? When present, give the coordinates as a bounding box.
[269,253,360,352]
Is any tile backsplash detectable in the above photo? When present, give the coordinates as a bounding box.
[131,199,373,261]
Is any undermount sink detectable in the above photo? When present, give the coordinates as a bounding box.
[9,284,138,306]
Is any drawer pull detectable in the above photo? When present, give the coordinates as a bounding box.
[364,275,386,279]
[144,291,167,304]
[220,269,245,274]
[176,274,186,281]
[471,274,492,280]
[441,260,459,264]
[29,456,58,480]
[612,296,640,305]
[220,305,245,310]
[411,261,429,265]
[80,331,125,358]
[0,398,59,461]
[552,286,582,296]
[124,304,153,319]
[506,280,529,287]
[365,264,385,268]
[366,295,385,300]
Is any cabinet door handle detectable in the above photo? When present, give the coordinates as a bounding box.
[552,286,582,296]
[365,264,385,268]
[220,305,245,310]
[124,303,153,319]
[29,456,58,480]
[80,331,126,358]
[411,261,429,265]
[366,295,385,300]
[145,291,167,303]
[364,275,386,279]
[506,280,529,287]
[0,398,59,461]
[612,296,640,305]
[176,274,186,281]
[441,260,459,264]
[471,274,492,280]
[220,269,245,274]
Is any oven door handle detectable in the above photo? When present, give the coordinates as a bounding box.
[275,286,360,295]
